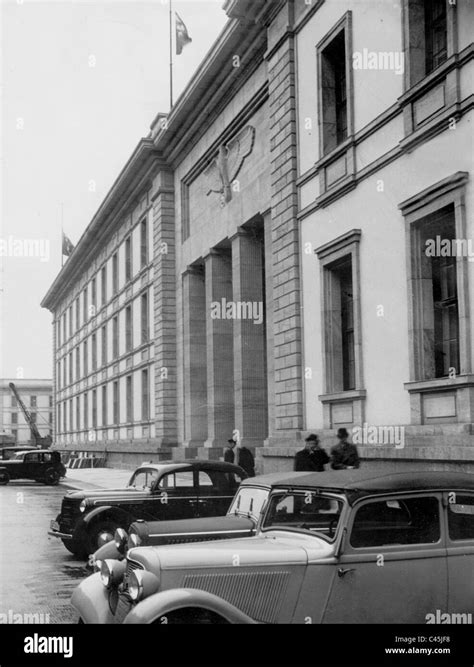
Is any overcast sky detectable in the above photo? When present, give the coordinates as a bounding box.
[0,0,228,380]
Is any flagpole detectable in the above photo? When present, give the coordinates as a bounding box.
[61,203,64,268]
[169,0,173,109]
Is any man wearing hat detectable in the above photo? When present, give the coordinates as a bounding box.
[330,427,360,470]
[294,434,329,472]
[224,438,237,464]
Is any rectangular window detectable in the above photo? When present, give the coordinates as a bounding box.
[11,395,17,408]
[126,375,133,422]
[102,385,107,427]
[141,292,149,343]
[91,278,97,313]
[113,316,119,359]
[30,412,37,424]
[69,352,73,384]
[125,237,132,282]
[113,381,120,424]
[69,305,73,338]
[63,314,67,343]
[425,0,447,75]
[62,402,66,433]
[57,320,61,347]
[126,306,133,352]
[448,495,474,542]
[75,297,80,331]
[49,412,53,424]
[92,333,97,371]
[49,395,53,408]
[84,392,88,430]
[92,389,97,428]
[11,412,18,424]
[142,369,149,421]
[350,497,440,548]
[83,287,88,323]
[30,395,37,408]
[102,325,107,366]
[83,339,88,377]
[57,403,62,434]
[76,347,80,379]
[319,26,348,154]
[63,358,67,388]
[414,205,459,378]
[69,400,73,433]
[112,253,118,294]
[76,396,80,431]
[101,266,107,305]
[140,219,148,268]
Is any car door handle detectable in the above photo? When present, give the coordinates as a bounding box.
[337,568,356,578]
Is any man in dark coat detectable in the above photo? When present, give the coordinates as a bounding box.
[237,445,255,477]
[330,428,360,470]
[294,434,329,472]
[224,439,236,464]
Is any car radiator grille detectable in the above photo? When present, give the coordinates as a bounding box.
[60,498,79,527]
[182,571,290,623]
[125,558,145,578]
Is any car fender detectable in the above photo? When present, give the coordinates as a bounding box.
[82,505,131,527]
[123,588,257,625]
[71,573,115,624]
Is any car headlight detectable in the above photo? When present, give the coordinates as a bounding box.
[114,528,128,554]
[93,558,102,573]
[127,532,142,549]
[127,569,160,602]
[79,499,87,513]
[100,559,126,589]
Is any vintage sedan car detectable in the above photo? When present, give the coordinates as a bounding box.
[0,449,66,486]
[49,460,246,558]
[72,469,474,624]
[91,474,278,565]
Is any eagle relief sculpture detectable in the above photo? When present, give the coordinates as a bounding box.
[204,125,256,207]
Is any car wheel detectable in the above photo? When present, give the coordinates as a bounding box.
[44,468,60,485]
[88,520,117,553]
[61,539,88,559]
[0,470,10,485]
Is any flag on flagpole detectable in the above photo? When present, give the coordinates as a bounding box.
[175,12,192,55]
[62,231,74,257]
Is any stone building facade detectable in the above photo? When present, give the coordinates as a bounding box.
[42,0,473,471]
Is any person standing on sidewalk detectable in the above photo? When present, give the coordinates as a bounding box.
[224,438,237,464]
[237,444,255,477]
[330,428,360,470]
[294,434,329,472]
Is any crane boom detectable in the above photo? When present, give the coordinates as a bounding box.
[8,382,51,448]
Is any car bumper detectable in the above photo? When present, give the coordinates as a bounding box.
[48,529,74,540]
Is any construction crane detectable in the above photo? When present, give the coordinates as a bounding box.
[8,382,52,448]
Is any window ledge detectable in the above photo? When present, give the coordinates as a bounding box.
[404,376,474,394]
[318,389,367,403]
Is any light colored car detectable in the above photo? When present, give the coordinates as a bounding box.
[71,469,474,624]
[91,474,276,567]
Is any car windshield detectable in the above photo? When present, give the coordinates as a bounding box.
[128,469,159,490]
[228,487,269,521]
[262,490,344,541]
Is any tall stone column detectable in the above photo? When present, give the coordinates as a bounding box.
[152,168,178,448]
[182,265,207,446]
[204,249,234,448]
[231,229,267,447]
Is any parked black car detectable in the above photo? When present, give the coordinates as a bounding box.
[92,473,278,565]
[0,449,66,486]
[49,460,247,558]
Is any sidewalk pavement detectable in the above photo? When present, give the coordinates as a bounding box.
[60,467,133,491]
